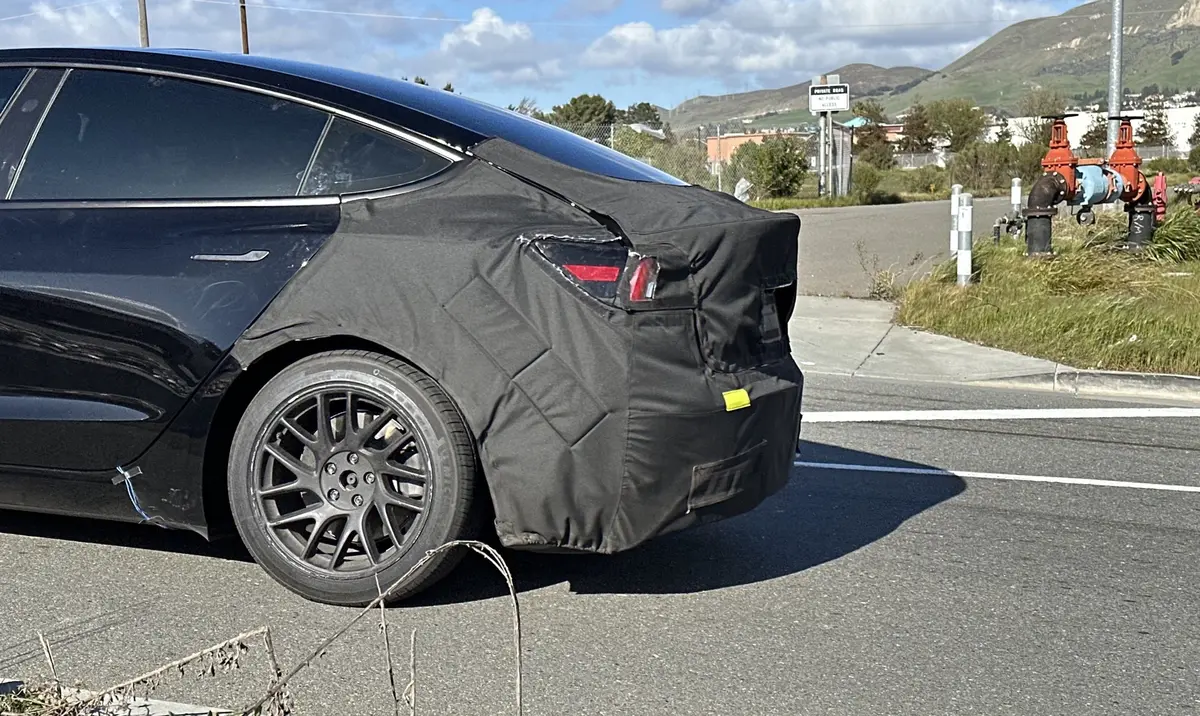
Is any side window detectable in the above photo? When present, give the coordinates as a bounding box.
[0,67,29,115]
[300,117,451,196]
[11,69,329,201]
[0,67,51,194]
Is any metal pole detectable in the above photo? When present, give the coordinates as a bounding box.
[716,124,722,193]
[957,194,974,286]
[817,114,826,197]
[1106,0,1123,156]
[137,0,149,47]
[950,184,963,255]
[239,0,250,54]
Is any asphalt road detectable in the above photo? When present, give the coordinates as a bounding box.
[3,373,1199,716]
[791,196,1012,298]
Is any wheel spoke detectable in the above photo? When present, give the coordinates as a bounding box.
[379,487,423,513]
[315,393,334,448]
[344,390,356,439]
[268,502,326,528]
[382,461,426,483]
[330,516,356,567]
[281,415,317,448]
[302,513,340,559]
[351,408,397,449]
[257,478,310,499]
[358,508,382,564]
[377,504,405,549]
[370,430,415,458]
[264,443,314,481]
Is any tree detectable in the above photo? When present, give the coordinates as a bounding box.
[995,117,1013,145]
[850,99,893,169]
[413,76,429,86]
[1138,97,1175,148]
[548,94,618,142]
[1016,87,1066,146]
[507,97,543,118]
[1080,114,1109,157]
[443,82,456,93]
[733,135,810,199]
[928,98,987,153]
[852,99,888,124]
[1189,113,1200,147]
[549,94,618,127]
[898,103,935,153]
[618,102,662,128]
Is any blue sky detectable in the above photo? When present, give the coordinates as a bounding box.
[1,0,1091,112]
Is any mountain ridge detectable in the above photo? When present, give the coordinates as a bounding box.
[664,0,1200,129]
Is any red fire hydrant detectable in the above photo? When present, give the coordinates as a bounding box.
[1152,172,1168,224]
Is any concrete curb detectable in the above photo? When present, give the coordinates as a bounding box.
[1,678,229,715]
[971,366,1200,403]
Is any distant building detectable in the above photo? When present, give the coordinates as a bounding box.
[705,129,807,162]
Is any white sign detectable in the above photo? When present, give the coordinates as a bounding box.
[809,83,850,113]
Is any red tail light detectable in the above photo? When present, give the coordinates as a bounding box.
[564,264,622,283]
[532,237,661,305]
[628,257,659,302]
[532,238,627,300]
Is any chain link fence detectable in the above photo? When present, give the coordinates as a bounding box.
[546,121,851,199]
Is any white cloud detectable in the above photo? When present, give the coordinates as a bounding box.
[586,0,1057,85]
[426,7,566,87]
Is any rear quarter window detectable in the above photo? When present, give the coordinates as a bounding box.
[300,117,451,195]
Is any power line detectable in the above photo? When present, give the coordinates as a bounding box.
[0,0,106,24]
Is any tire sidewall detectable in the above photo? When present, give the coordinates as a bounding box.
[228,353,465,604]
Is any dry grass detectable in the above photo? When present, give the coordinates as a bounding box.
[1,541,522,716]
[897,206,1200,375]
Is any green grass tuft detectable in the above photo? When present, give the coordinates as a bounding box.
[897,206,1200,375]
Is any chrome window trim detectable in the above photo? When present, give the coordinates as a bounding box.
[298,114,335,196]
[7,68,69,201]
[0,68,34,128]
[0,60,466,163]
[0,59,466,204]
[0,195,342,210]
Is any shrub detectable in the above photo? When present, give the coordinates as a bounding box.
[1189,145,1200,174]
[745,135,810,198]
[947,140,1018,193]
[904,165,948,194]
[1144,157,1190,175]
[853,162,882,200]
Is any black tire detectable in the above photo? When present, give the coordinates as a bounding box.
[227,349,479,606]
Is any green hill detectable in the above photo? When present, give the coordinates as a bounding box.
[662,0,1200,126]
[662,64,932,129]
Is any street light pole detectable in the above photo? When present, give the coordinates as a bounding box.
[137,0,149,48]
[239,0,250,54]
[1106,0,1124,156]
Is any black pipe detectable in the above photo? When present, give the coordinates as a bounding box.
[1127,191,1155,249]
[1024,173,1066,255]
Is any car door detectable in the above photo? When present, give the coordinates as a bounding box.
[0,65,345,472]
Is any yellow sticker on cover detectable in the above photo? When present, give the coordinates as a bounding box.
[723,389,751,412]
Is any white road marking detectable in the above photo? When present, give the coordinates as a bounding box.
[803,408,1200,424]
[794,461,1200,493]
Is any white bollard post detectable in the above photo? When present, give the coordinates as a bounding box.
[950,184,963,255]
[957,194,974,287]
[1011,177,1022,220]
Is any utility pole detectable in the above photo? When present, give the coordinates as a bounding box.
[239,0,250,54]
[137,0,149,48]
[1106,0,1124,156]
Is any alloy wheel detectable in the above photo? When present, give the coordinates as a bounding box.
[251,385,432,576]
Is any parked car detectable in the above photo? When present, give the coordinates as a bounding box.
[0,47,804,606]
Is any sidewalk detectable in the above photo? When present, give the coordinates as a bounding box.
[789,296,1200,402]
